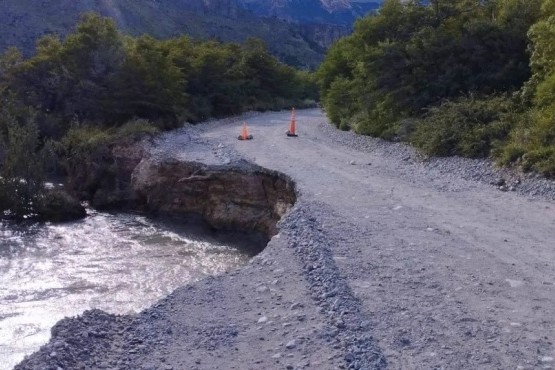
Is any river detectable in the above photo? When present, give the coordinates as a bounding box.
[0,209,259,369]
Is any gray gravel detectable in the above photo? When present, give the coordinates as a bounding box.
[15,109,555,370]
[318,121,555,199]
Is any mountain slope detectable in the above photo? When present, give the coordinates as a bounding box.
[0,0,310,68]
[239,0,380,25]
[0,0,380,68]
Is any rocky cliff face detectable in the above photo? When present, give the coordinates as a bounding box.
[132,159,297,237]
[300,23,350,49]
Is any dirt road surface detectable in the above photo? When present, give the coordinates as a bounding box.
[16,109,555,370]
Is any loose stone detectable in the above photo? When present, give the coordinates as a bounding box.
[285,340,297,349]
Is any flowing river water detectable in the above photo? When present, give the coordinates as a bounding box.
[0,209,260,369]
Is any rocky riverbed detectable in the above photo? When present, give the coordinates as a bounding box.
[15,109,555,370]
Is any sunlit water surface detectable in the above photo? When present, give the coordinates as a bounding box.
[0,210,257,369]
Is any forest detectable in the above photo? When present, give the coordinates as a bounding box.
[0,13,317,218]
[318,0,555,176]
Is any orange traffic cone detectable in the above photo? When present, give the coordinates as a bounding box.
[237,122,253,140]
[286,107,298,137]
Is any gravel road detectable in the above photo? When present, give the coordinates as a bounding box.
[16,109,555,370]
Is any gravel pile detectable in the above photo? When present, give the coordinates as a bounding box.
[318,122,555,200]
[146,121,249,166]
[280,203,387,370]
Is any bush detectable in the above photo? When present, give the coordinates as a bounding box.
[321,77,356,128]
[495,105,555,176]
[410,95,516,157]
[56,119,158,160]
[36,189,86,222]
[0,105,46,218]
[339,119,351,131]
[114,119,159,139]
[490,1,555,177]
[523,148,555,176]
[353,97,402,139]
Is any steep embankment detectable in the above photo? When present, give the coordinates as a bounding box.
[16,109,555,370]
[132,159,296,237]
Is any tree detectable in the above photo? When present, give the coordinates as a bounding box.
[117,35,187,126]
[318,0,540,138]
[59,12,127,122]
[497,0,555,175]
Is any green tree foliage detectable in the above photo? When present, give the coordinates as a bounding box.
[411,95,517,157]
[1,12,317,133]
[318,0,541,140]
[118,35,187,125]
[0,12,318,217]
[497,0,555,175]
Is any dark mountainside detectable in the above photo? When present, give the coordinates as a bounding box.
[0,0,380,69]
[239,0,380,25]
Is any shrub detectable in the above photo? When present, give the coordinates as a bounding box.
[353,97,402,139]
[115,119,159,139]
[410,95,516,157]
[496,105,555,176]
[317,0,539,142]
[0,106,46,218]
[56,119,158,159]
[322,77,356,128]
[36,189,86,222]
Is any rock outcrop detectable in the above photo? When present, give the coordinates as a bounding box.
[132,159,297,237]
[300,23,350,49]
